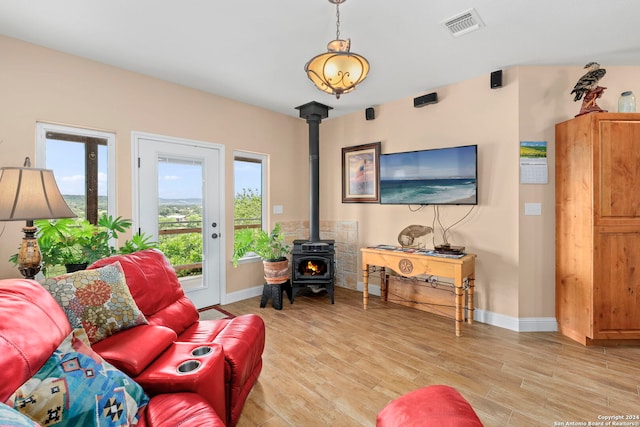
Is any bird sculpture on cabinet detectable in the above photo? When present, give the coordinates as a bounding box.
[571,62,607,116]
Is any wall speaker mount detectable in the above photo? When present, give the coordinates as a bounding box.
[491,70,503,89]
[414,92,438,108]
[365,107,375,120]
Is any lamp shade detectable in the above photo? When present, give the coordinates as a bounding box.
[0,166,76,221]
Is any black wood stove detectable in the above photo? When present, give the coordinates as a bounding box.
[291,239,335,303]
[292,101,335,303]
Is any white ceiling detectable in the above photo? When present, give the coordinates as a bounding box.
[1,0,639,118]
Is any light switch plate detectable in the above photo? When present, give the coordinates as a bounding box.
[273,205,283,214]
[524,202,542,216]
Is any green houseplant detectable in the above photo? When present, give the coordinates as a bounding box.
[10,213,156,275]
[232,223,290,284]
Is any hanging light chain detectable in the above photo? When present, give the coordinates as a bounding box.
[335,2,341,40]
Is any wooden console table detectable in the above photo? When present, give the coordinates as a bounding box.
[361,247,476,337]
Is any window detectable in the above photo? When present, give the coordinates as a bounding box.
[36,123,116,223]
[234,151,267,262]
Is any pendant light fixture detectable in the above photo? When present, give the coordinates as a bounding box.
[305,0,369,99]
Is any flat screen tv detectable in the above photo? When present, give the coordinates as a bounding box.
[379,144,478,205]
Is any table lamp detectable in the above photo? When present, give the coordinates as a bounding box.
[0,157,76,279]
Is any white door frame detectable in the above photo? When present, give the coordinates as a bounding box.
[132,131,226,307]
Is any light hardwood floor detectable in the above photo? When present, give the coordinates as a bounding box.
[219,287,640,426]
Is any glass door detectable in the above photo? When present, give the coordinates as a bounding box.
[135,134,223,309]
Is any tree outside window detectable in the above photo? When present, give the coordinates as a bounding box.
[234,152,267,261]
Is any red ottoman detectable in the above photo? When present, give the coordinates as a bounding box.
[376,385,483,427]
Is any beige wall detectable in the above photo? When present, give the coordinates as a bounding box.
[516,65,640,321]
[321,72,521,318]
[320,65,639,325]
[0,35,308,290]
[2,34,639,326]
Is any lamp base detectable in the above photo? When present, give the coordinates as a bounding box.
[17,224,42,280]
[19,265,41,280]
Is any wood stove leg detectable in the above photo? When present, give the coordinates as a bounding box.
[327,284,335,304]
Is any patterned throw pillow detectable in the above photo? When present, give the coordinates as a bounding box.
[0,402,41,427]
[42,261,148,344]
[6,328,149,427]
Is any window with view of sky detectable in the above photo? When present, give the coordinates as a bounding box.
[234,153,266,241]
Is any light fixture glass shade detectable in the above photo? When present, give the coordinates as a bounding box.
[0,166,76,221]
[305,39,369,98]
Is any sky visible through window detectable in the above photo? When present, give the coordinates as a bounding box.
[48,139,262,200]
[234,160,261,196]
[47,139,108,196]
[157,159,203,199]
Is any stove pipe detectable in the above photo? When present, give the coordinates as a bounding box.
[295,101,332,242]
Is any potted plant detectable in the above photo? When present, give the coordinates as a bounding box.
[10,213,156,275]
[33,217,95,272]
[232,223,290,284]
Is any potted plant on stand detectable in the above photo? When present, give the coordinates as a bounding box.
[232,223,290,284]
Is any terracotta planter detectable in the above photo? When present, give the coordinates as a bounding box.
[263,258,289,285]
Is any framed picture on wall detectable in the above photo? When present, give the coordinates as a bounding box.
[342,142,381,203]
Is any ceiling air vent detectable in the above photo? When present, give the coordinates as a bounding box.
[442,8,484,37]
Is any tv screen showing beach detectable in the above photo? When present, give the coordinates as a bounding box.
[379,145,477,205]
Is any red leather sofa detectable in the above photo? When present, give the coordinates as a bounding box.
[0,278,225,426]
[88,249,265,427]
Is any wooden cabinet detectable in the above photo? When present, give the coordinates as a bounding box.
[556,113,640,345]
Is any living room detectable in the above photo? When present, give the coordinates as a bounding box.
[2,32,640,329]
[1,2,640,425]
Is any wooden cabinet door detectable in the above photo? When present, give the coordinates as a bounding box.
[593,229,640,339]
[598,120,640,221]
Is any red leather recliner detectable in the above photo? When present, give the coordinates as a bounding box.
[88,249,266,427]
[0,278,225,426]
[376,385,484,427]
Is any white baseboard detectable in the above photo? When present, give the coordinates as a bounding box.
[222,285,263,305]
[517,317,558,332]
[474,309,557,332]
[355,282,558,333]
[356,282,382,296]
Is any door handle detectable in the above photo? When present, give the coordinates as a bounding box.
[212,233,219,239]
